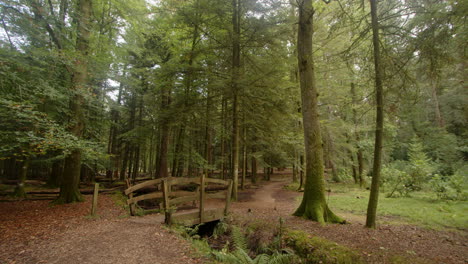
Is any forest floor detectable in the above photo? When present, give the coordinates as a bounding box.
[0,195,201,264]
[0,174,467,264]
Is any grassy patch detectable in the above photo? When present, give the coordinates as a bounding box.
[324,184,468,230]
[284,229,363,264]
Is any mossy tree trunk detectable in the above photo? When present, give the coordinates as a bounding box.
[366,0,384,228]
[57,0,92,203]
[293,0,343,224]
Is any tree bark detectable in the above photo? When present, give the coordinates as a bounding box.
[366,0,384,229]
[292,0,343,224]
[57,0,92,203]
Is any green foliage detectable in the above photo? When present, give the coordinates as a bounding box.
[0,99,76,160]
[213,220,230,239]
[406,138,434,188]
[382,162,413,198]
[429,166,468,201]
[231,225,248,251]
[383,138,436,198]
[212,247,297,264]
[284,230,362,264]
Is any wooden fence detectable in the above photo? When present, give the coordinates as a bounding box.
[124,175,233,226]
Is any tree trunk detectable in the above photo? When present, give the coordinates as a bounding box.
[120,144,129,181]
[204,88,213,178]
[292,0,343,224]
[366,0,384,229]
[57,0,92,204]
[251,154,257,184]
[157,82,171,178]
[48,159,63,187]
[231,0,241,200]
[241,124,247,189]
[351,82,365,187]
[430,74,445,128]
[220,97,227,180]
[14,159,30,198]
[298,154,304,190]
[106,78,124,181]
[349,150,358,184]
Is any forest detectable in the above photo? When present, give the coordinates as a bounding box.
[0,0,467,263]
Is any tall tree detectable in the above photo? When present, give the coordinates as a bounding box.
[366,0,384,228]
[292,0,343,224]
[231,0,241,200]
[57,0,93,203]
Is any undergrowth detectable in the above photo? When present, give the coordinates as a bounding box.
[172,218,362,264]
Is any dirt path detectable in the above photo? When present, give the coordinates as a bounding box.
[0,196,201,264]
[231,176,468,264]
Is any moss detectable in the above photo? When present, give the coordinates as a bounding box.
[284,229,363,264]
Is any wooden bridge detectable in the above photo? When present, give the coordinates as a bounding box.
[124,175,233,226]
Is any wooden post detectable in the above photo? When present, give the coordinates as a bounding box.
[162,179,171,225]
[199,174,206,224]
[224,179,233,215]
[91,183,99,216]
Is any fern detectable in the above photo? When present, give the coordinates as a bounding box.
[212,247,253,264]
[232,248,254,263]
[212,247,297,264]
[267,252,297,264]
[213,221,229,239]
[231,226,248,251]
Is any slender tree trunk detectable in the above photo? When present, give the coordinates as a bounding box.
[351,82,365,187]
[298,154,304,190]
[220,97,227,180]
[120,144,129,181]
[241,123,247,189]
[350,149,358,184]
[231,0,241,200]
[366,0,384,229]
[204,87,213,177]
[107,78,124,181]
[57,0,92,203]
[430,74,445,128]
[293,0,343,223]
[157,83,171,178]
[14,159,30,198]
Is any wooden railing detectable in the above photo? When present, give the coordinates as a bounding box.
[124,175,233,225]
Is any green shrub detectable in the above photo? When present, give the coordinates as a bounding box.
[382,162,413,197]
[429,168,468,201]
[406,138,434,190]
